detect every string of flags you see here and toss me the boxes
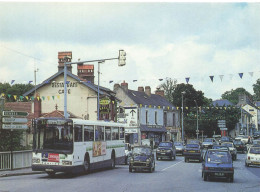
[2,71,259,86]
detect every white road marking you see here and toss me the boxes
[161,160,183,171]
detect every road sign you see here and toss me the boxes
[220,128,228,131]
[2,111,29,117]
[2,124,28,130]
[2,117,28,123]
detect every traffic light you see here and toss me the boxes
[118,50,126,66]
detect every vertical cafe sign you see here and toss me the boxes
[99,98,110,114]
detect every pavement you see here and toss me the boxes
[0,167,44,177]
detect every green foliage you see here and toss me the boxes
[221,88,252,105]
[0,129,25,152]
[0,83,34,102]
[159,78,177,104]
[253,78,260,101]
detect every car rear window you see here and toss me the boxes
[249,147,260,154]
[186,144,199,148]
[207,151,231,164]
[159,142,172,147]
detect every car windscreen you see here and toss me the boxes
[174,142,182,146]
[212,146,228,150]
[207,151,231,164]
[249,147,260,154]
[221,143,233,147]
[186,144,199,148]
[233,141,243,145]
[133,147,151,155]
[159,142,172,147]
[204,138,213,142]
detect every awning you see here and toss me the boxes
[140,124,166,133]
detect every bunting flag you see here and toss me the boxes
[25,96,29,100]
[11,80,15,84]
[133,80,137,82]
[109,80,113,83]
[52,96,55,100]
[28,80,33,84]
[158,79,163,81]
[19,96,24,100]
[37,96,40,101]
[8,94,11,98]
[66,81,70,84]
[229,74,234,80]
[239,73,243,79]
[219,75,224,82]
[42,96,45,100]
[249,72,254,77]
[45,80,50,84]
[13,95,17,100]
[185,77,190,84]
[209,76,214,82]
[57,95,60,99]
[47,96,50,101]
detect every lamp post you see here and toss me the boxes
[181,91,185,142]
[194,100,199,140]
[63,50,126,119]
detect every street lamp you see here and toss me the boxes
[63,50,126,119]
[194,100,199,140]
[181,91,186,142]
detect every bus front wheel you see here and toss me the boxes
[111,152,116,169]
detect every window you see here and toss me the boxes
[74,125,83,142]
[164,112,167,126]
[84,125,94,141]
[112,127,119,140]
[95,126,104,141]
[119,127,124,140]
[146,110,148,124]
[155,111,157,124]
[105,127,111,140]
[173,113,176,127]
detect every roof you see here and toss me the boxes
[42,110,79,118]
[23,69,113,97]
[77,65,94,70]
[255,101,260,107]
[126,89,175,109]
[212,99,234,107]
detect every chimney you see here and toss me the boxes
[145,86,151,97]
[138,86,144,92]
[58,52,72,72]
[77,64,95,83]
[34,94,42,118]
[113,83,120,92]
[121,81,128,93]
[155,88,164,97]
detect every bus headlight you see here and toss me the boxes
[62,160,72,165]
[32,158,40,164]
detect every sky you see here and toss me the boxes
[0,1,260,100]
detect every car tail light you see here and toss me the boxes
[184,150,187,152]
[248,156,250,160]
[229,168,234,171]
[205,167,209,170]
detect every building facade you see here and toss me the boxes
[114,82,180,146]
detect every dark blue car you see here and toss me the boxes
[202,149,234,182]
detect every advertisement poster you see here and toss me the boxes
[93,141,106,157]
[41,153,60,162]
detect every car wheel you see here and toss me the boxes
[149,167,153,173]
[245,162,249,167]
[46,171,55,177]
[203,173,208,181]
[129,166,133,172]
[156,156,159,160]
[173,155,176,160]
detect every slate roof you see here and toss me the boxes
[23,69,113,97]
[212,99,234,107]
[126,89,175,109]
[255,101,260,107]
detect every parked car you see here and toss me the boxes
[221,142,237,160]
[235,135,248,144]
[129,145,155,173]
[202,149,234,182]
[233,140,247,153]
[245,146,260,167]
[156,141,176,160]
[202,138,217,149]
[188,140,201,146]
[252,139,260,146]
[183,143,202,162]
[174,141,185,155]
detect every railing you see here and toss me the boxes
[0,150,32,171]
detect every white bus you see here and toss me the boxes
[32,118,126,176]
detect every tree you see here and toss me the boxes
[253,78,260,101]
[221,88,252,105]
[159,78,177,104]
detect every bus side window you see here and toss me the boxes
[112,127,119,140]
[95,126,104,141]
[84,125,94,141]
[105,127,111,141]
[74,125,83,142]
[119,127,124,140]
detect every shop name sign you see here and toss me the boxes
[51,81,78,95]
[2,111,28,117]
